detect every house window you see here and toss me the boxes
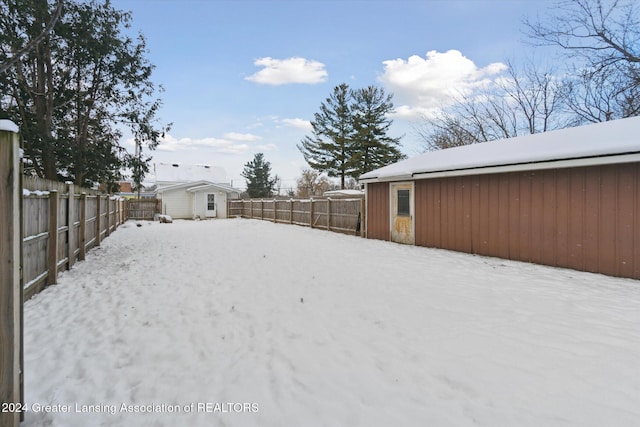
[207,194,216,210]
[397,189,410,216]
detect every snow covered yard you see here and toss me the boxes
[22,219,640,427]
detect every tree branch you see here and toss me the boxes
[0,0,64,75]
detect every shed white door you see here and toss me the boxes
[205,193,217,218]
[390,182,415,244]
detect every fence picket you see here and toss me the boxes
[20,179,131,300]
[228,197,363,236]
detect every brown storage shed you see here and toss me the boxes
[360,117,640,280]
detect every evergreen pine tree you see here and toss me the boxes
[241,153,278,198]
[298,83,405,187]
[351,86,406,177]
[0,0,169,188]
[297,83,355,189]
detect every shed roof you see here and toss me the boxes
[0,119,19,133]
[360,117,640,183]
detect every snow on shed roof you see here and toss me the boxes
[155,163,227,184]
[360,117,640,182]
[0,119,19,133]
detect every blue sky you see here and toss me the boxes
[112,0,557,191]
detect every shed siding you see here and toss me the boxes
[194,192,204,218]
[367,182,390,241]
[192,190,228,219]
[410,162,640,280]
[161,189,193,219]
[217,193,228,219]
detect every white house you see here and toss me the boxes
[155,163,240,219]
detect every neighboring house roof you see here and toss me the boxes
[323,189,364,197]
[156,180,239,194]
[118,181,133,193]
[155,163,227,184]
[360,116,640,183]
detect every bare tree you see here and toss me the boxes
[497,61,569,133]
[525,0,640,121]
[562,64,639,122]
[525,0,640,69]
[416,62,567,151]
[415,112,481,151]
[295,169,332,198]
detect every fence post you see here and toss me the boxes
[67,184,76,270]
[360,197,366,238]
[327,198,331,231]
[289,199,293,224]
[250,199,253,218]
[47,191,59,285]
[114,198,117,229]
[95,196,102,246]
[310,198,314,229]
[273,199,277,223]
[115,199,120,228]
[105,197,111,237]
[0,121,21,427]
[79,193,87,261]
[261,199,264,220]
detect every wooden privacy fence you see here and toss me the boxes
[3,125,129,427]
[228,197,365,236]
[22,183,125,300]
[125,198,161,220]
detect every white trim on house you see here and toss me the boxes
[360,117,640,183]
[185,183,237,194]
[156,180,211,193]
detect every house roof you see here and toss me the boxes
[360,117,640,183]
[155,163,227,184]
[156,180,239,194]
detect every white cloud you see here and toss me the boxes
[281,118,312,131]
[256,143,277,151]
[156,134,249,154]
[379,50,507,119]
[223,132,262,142]
[246,57,328,85]
[217,144,249,154]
